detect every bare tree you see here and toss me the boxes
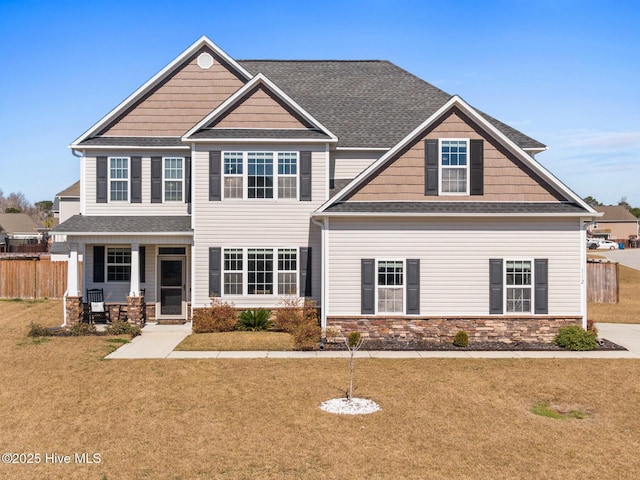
[344,331,364,400]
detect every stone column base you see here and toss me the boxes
[65,296,84,326]
[126,296,145,326]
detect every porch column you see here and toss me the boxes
[67,243,80,297]
[129,243,140,297]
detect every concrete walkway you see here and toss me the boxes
[594,249,640,270]
[105,322,640,359]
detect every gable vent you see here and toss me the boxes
[197,52,214,69]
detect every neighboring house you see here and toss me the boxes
[0,213,42,252]
[53,181,81,224]
[589,206,639,242]
[53,36,598,344]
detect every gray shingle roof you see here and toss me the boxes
[78,137,187,147]
[238,60,545,150]
[597,205,639,222]
[56,180,80,198]
[321,202,588,215]
[189,129,332,140]
[52,215,192,234]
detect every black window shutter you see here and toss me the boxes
[209,151,221,201]
[185,156,192,211]
[299,247,312,297]
[425,139,438,196]
[470,139,484,196]
[93,246,105,283]
[139,246,146,284]
[406,259,420,315]
[151,157,162,203]
[300,151,312,201]
[96,157,108,203]
[534,259,549,314]
[489,259,503,314]
[131,156,142,203]
[361,259,375,315]
[209,247,221,297]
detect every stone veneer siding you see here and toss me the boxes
[326,316,582,347]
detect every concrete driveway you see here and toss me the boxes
[594,248,640,270]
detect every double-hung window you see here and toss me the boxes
[107,247,131,282]
[505,260,532,313]
[223,248,298,296]
[222,151,299,200]
[163,157,183,201]
[109,157,129,201]
[377,260,404,314]
[440,140,469,194]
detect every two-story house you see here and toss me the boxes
[54,36,598,345]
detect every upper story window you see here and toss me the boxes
[109,157,129,201]
[222,151,299,200]
[163,157,183,202]
[439,140,469,195]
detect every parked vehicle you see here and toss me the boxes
[596,240,619,250]
[587,238,601,250]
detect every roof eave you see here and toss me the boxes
[312,211,597,218]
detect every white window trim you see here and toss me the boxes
[221,247,299,297]
[106,246,131,283]
[375,258,406,315]
[503,258,534,315]
[221,151,299,201]
[438,139,470,196]
[108,156,130,203]
[162,157,185,202]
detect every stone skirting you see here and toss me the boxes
[125,296,145,326]
[326,316,583,347]
[65,296,84,326]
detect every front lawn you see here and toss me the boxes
[1,299,640,479]
[175,331,294,351]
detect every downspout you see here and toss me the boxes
[580,218,589,329]
[311,216,327,349]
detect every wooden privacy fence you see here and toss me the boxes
[587,260,618,303]
[0,255,69,299]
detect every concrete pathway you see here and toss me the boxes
[595,249,640,270]
[105,322,640,359]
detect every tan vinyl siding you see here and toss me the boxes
[191,145,327,309]
[215,86,309,129]
[331,150,382,181]
[349,108,564,202]
[327,217,582,316]
[83,154,190,215]
[102,46,245,137]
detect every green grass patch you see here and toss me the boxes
[106,337,130,345]
[175,331,294,351]
[531,401,587,420]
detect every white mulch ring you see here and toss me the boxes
[320,397,381,415]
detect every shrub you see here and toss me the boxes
[554,325,598,351]
[68,322,97,336]
[193,300,238,333]
[292,321,322,350]
[273,297,304,333]
[453,330,469,347]
[28,322,50,337]
[273,298,321,349]
[105,320,141,337]
[237,308,273,331]
[586,319,598,337]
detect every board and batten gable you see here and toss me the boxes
[346,108,565,202]
[326,217,582,317]
[81,152,191,215]
[100,46,247,137]
[191,144,328,309]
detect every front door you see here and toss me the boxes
[159,257,184,317]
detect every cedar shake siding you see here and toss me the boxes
[101,46,246,137]
[214,85,312,129]
[347,108,564,202]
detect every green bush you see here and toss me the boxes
[68,322,97,336]
[237,308,273,331]
[453,330,469,347]
[193,300,238,333]
[28,322,50,337]
[105,319,141,337]
[554,325,598,351]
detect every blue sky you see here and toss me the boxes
[1,0,638,207]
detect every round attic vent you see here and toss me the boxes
[197,52,214,69]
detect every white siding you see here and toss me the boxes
[327,217,582,316]
[192,144,327,308]
[82,153,190,215]
[59,198,80,223]
[331,150,383,180]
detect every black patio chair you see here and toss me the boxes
[86,288,111,324]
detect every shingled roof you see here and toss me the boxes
[320,202,587,216]
[53,215,192,234]
[238,60,545,150]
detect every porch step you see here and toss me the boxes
[157,319,187,325]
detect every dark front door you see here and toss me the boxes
[159,258,184,316]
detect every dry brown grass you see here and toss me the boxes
[589,265,640,323]
[176,331,294,351]
[2,299,640,479]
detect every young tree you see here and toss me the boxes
[344,331,364,400]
